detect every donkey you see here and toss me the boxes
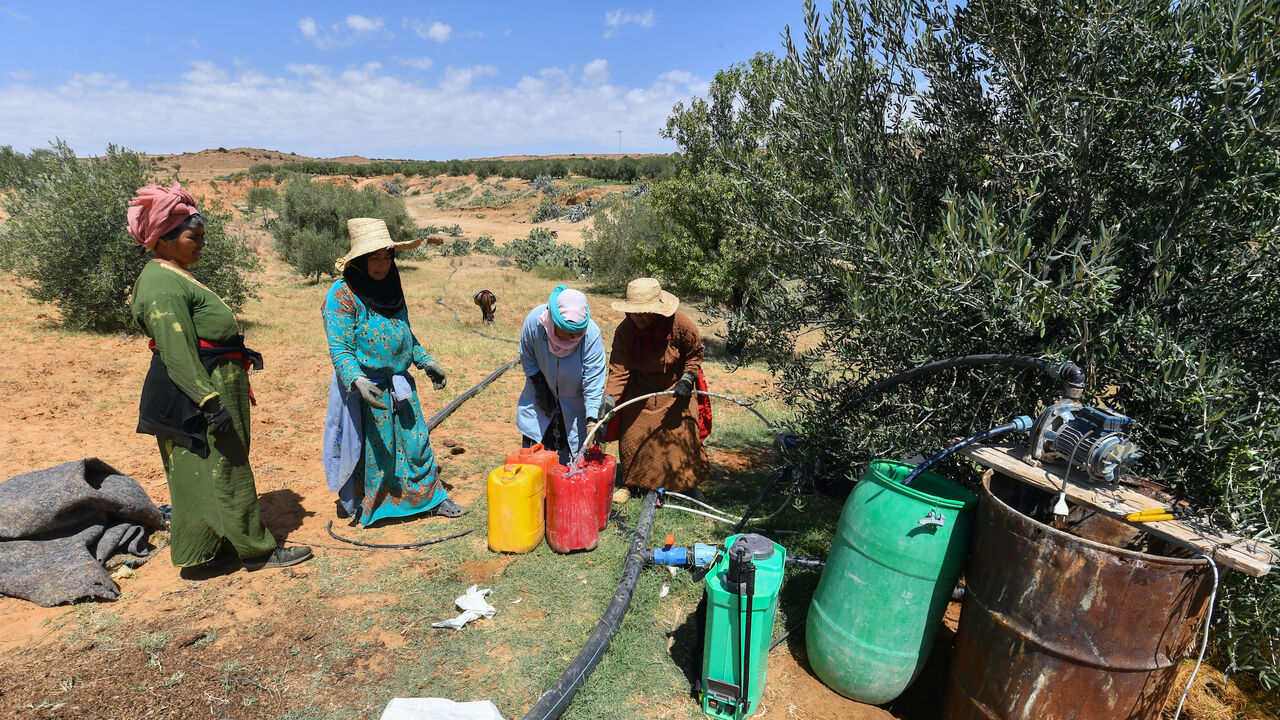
[473,289,497,325]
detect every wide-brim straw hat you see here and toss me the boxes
[610,277,679,316]
[335,217,423,271]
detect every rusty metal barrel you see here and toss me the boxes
[943,474,1214,720]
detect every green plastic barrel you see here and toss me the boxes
[806,460,977,704]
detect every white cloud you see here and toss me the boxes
[7,70,38,81]
[603,8,655,38]
[441,64,497,92]
[427,21,451,42]
[183,61,229,85]
[345,14,382,32]
[300,15,388,49]
[583,59,609,86]
[0,61,698,157]
[397,57,434,70]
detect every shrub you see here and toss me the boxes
[583,195,671,288]
[0,141,258,332]
[0,145,57,192]
[443,224,463,237]
[382,177,407,196]
[247,163,273,180]
[531,197,566,223]
[446,239,472,257]
[473,235,498,255]
[532,174,558,194]
[502,228,588,276]
[271,179,414,283]
[245,187,277,212]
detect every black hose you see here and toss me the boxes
[426,359,519,430]
[520,491,660,720]
[837,354,1086,416]
[733,465,793,534]
[769,620,805,652]
[325,519,473,549]
[784,555,826,570]
[901,416,1031,486]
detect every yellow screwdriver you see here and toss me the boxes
[1124,507,1175,522]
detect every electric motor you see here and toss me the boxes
[1027,403,1142,482]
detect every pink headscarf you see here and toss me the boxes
[539,288,590,357]
[127,182,199,249]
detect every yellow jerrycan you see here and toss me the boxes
[487,463,545,553]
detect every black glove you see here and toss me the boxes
[597,396,616,423]
[530,372,556,414]
[593,395,617,439]
[423,360,447,391]
[672,371,696,399]
[201,397,235,434]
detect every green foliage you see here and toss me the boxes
[473,235,498,255]
[261,155,676,183]
[270,179,414,283]
[503,228,588,276]
[445,239,472,257]
[0,145,57,191]
[530,197,566,223]
[244,186,278,212]
[247,163,273,180]
[0,141,257,332]
[674,0,1280,683]
[443,224,464,237]
[583,195,672,287]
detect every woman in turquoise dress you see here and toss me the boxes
[321,217,463,525]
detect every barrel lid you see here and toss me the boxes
[731,533,776,560]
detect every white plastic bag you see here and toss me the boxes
[431,584,496,630]
[380,698,506,720]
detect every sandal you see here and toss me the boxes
[429,498,466,518]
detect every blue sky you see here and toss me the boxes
[0,2,808,159]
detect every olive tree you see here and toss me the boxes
[0,141,258,332]
[674,0,1280,684]
[271,179,415,283]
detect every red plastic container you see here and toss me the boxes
[546,463,599,553]
[506,443,559,485]
[581,445,618,530]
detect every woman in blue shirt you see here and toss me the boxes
[516,285,606,464]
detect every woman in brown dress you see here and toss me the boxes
[601,278,710,492]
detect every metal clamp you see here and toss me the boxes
[919,510,946,527]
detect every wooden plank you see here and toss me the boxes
[959,443,1275,578]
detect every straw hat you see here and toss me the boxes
[610,278,679,316]
[335,218,423,271]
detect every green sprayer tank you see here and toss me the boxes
[701,533,786,720]
[807,460,976,704]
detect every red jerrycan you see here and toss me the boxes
[581,445,617,531]
[546,463,599,553]
[506,443,558,484]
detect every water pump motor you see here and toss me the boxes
[1026,401,1142,482]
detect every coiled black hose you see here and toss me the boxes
[520,491,660,720]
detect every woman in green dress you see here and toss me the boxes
[130,182,310,574]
